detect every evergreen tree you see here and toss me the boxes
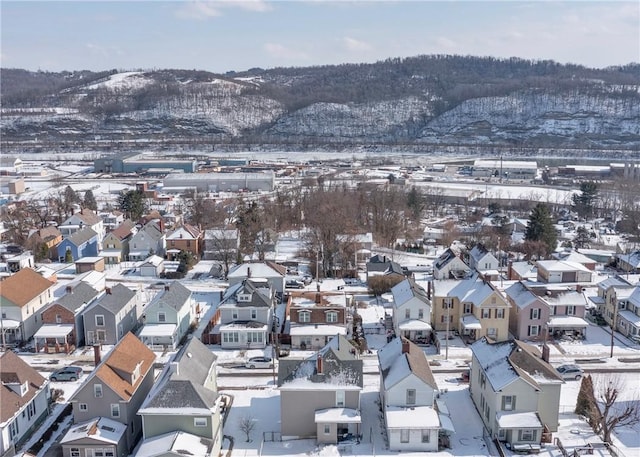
[575,374,596,419]
[573,226,591,249]
[83,189,98,211]
[524,203,557,255]
[572,181,598,218]
[118,190,147,221]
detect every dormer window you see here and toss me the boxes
[299,310,311,323]
[237,293,252,302]
[326,311,338,323]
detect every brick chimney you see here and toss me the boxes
[247,267,251,278]
[317,356,323,374]
[315,293,322,304]
[401,339,410,354]
[105,287,112,295]
[507,261,514,280]
[93,344,101,366]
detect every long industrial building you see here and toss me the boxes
[162,171,276,193]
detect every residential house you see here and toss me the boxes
[60,208,105,246]
[56,227,99,262]
[128,221,165,262]
[390,278,432,343]
[433,247,470,280]
[60,417,128,457]
[82,284,142,346]
[278,334,363,443]
[203,228,240,262]
[552,250,597,271]
[26,226,63,260]
[35,282,100,353]
[68,333,156,452]
[6,252,35,273]
[468,244,499,275]
[227,261,286,295]
[139,255,165,278]
[593,276,635,326]
[507,261,537,282]
[616,250,640,274]
[100,220,136,265]
[165,224,203,259]
[432,275,510,342]
[216,278,275,349]
[0,268,54,344]
[470,338,564,451]
[287,291,350,350]
[366,254,405,282]
[336,232,374,267]
[0,350,50,456]
[616,285,640,342]
[378,337,444,452]
[544,288,590,339]
[138,282,195,350]
[137,337,222,457]
[100,210,125,232]
[505,282,550,342]
[535,260,594,284]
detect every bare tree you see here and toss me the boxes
[583,375,640,444]
[239,415,256,442]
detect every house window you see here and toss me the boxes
[502,395,515,411]
[251,309,257,319]
[111,404,120,417]
[324,424,331,435]
[247,332,263,343]
[519,429,536,441]
[158,312,166,323]
[464,303,472,314]
[232,310,239,320]
[194,417,208,427]
[440,315,452,323]
[481,308,490,319]
[186,240,191,247]
[9,420,19,438]
[95,315,105,326]
[79,403,88,412]
[299,311,311,323]
[222,332,239,343]
[336,390,345,407]
[104,451,114,457]
[400,429,410,443]
[405,309,411,319]
[326,311,338,323]
[56,314,62,324]
[406,389,416,405]
[487,328,497,338]
[70,448,80,457]
[496,308,505,319]
[94,384,103,398]
[528,325,540,337]
[530,308,540,320]
[566,305,576,316]
[418,309,424,319]
[421,430,430,443]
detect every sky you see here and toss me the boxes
[1,1,639,73]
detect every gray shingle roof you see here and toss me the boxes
[151,282,192,311]
[144,379,218,410]
[56,282,99,312]
[67,227,98,246]
[94,284,136,314]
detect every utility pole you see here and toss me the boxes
[445,298,451,360]
[610,291,617,359]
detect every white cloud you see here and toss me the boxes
[263,43,309,61]
[175,0,271,20]
[343,36,372,52]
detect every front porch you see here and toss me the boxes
[495,411,543,448]
[0,319,22,347]
[219,321,268,349]
[459,315,482,342]
[33,324,75,353]
[547,316,589,340]
[139,323,179,350]
[290,324,348,350]
[397,319,432,344]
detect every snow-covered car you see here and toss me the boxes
[556,364,584,380]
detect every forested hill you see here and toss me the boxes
[2,55,639,153]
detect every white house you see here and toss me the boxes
[390,278,432,343]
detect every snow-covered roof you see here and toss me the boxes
[391,278,430,308]
[496,411,542,429]
[505,282,539,310]
[448,276,499,306]
[385,405,439,429]
[139,323,176,337]
[33,324,74,339]
[618,310,640,326]
[314,407,361,423]
[378,337,438,392]
[134,431,214,457]
[61,417,126,445]
[289,324,347,336]
[460,315,482,330]
[547,316,589,328]
[398,320,432,331]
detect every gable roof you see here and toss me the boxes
[0,268,53,307]
[447,275,500,306]
[134,431,215,457]
[505,282,540,310]
[63,208,102,227]
[148,282,192,311]
[166,224,201,241]
[60,417,127,445]
[90,333,155,401]
[66,227,98,246]
[378,337,438,392]
[108,219,136,241]
[220,279,273,308]
[227,262,284,279]
[90,284,136,314]
[0,350,47,422]
[471,337,563,392]
[55,282,100,313]
[391,278,430,308]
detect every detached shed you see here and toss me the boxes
[75,257,105,274]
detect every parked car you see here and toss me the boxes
[50,366,82,382]
[556,364,584,380]
[245,356,275,369]
[286,280,305,289]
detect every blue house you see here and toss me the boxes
[57,227,99,262]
